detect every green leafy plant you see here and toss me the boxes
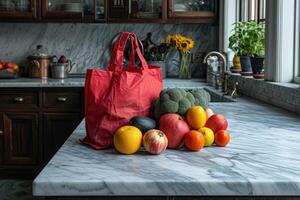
[229,21,265,57]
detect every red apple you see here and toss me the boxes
[4,62,14,69]
[205,114,228,134]
[58,55,67,63]
[159,113,190,149]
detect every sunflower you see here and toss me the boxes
[165,35,172,45]
[179,42,189,53]
[174,34,183,43]
[175,40,181,49]
[165,34,195,52]
[186,38,195,50]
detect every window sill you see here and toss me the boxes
[230,73,300,89]
[230,73,300,115]
[270,81,299,89]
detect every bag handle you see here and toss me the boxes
[129,33,148,69]
[108,32,148,71]
[109,32,147,70]
[108,32,130,71]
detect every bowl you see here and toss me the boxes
[0,69,18,79]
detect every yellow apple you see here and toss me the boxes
[199,127,214,147]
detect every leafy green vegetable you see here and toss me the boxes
[153,88,211,120]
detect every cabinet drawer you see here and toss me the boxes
[0,92,38,108]
[43,91,82,109]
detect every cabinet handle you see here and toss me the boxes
[0,130,3,135]
[57,97,68,102]
[13,97,24,102]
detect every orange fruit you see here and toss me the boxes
[215,130,230,147]
[186,106,207,129]
[184,130,205,151]
[12,64,19,72]
[114,125,142,155]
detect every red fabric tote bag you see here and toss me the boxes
[82,32,163,150]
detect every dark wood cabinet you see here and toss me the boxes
[2,112,39,165]
[42,0,83,20]
[108,0,129,19]
[0,91,39,109]
[43,90,82,110]
[0,114,4,165]
[0,87,84,178]
[168,0,217,23]
[43,113,82,162]
[168,0,217,17]
[0,0,38,20]
[0,0,218,23]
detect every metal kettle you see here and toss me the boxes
[50,60,74,79]
[27,45,53,79]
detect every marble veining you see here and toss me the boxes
[0,23,217,78]
[33,97,300,196]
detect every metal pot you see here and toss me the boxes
[50,61,74,79]
[27,45,52,79]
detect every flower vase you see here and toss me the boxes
[179,52,191,79]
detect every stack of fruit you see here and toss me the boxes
[0,61,19,78]
[113,99,231,155]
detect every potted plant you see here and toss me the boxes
[229,21,257,76]
[249,22,265,79]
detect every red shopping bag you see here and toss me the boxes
[82,32,163,150]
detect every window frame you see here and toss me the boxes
[265,0,296,83]
[294,0,300,83]
[239,0,265,22]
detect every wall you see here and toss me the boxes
[0,23,217,77]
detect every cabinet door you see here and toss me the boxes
[0,0,37,20]
[108,0,129,19]
[2,113,39,165]
[95,0,106,21]
[0,114,3,165]
[168,0,216,22]
[42,0,94,20]
[130,0,165,21]
[43,113,82,162]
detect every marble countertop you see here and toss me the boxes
[0,78,85,87]
[0,78,206,88]
[33,97,300,197]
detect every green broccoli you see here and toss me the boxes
[178,99,192,115]
[168,88,183,102]
[152,88,211,120]
[186,92,196,105]
[160,100,179,114]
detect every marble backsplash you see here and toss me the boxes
[0,23,217,77]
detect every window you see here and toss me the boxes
[295,0,300,83]
[240,0,265,22]
[222,0,299,84]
